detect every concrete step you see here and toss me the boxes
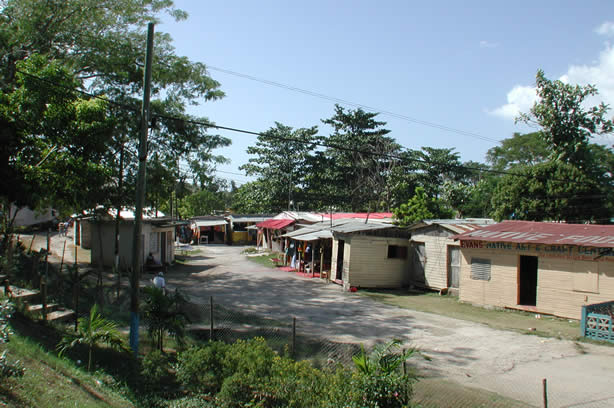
[26,303,59,314]
[46,309,75,323]
[2,286,39,301]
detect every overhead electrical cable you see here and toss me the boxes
[15,68,607,187]
[205,64,501,144]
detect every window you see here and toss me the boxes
[388,245,408,259]
[149,232,159,253]
[471,258,491,281]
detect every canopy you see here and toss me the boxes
[193,220,227,227]
[292,230,333,241]
[256,219,295,230]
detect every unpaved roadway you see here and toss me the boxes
[166,245,614,408]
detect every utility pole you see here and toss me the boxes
[130,22,154,355]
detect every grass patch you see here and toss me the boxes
[0,332,133,408]
[360,289,581,340]
[245,254,282,268]
[413,378,531,408]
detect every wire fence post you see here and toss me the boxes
[209,296,214,341]
[542,378,548,408]
[41,276,47,321]
[402,348,407,375]
[291,316,296,358]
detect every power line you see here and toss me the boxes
[14,68,607,187]
[206,64,501,144]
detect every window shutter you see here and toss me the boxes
[471,258,491,281]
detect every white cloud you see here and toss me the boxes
[479,40,499,49]
[489,44,614,127]
[489,85,536,120]
[595,21,614,36]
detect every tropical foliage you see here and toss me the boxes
[57,304,127,371]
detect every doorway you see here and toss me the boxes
[410,243,426,285]
[335,240,345,281]
[447,246,460,289]
[160,232,167,264]
[518,255,538,306]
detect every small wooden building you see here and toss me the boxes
[226,214,272,244]
[329,221,411,291]
[89,217,176,270]
[454,221,614,319]
[407,219,495,292]
[191,216,228,244]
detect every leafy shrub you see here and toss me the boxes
[0,350,25,379]
[176,342,230,394]
[141,350,173,388]
[221,337,276,379]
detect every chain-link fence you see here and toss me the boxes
[183,297,361,368]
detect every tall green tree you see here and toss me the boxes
[392,186,452,226]
[230,180,274,214]
[240,123,318,212]
[320,104,398,211]
[0,0,229,248]
[490,161,609,223]
[486,132,549,170]
[178,189,225,218]
[518,69,613,167]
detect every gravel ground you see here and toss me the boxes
[168,245,614,408]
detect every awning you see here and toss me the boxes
[292,230,333,241]
[194,220,227,227]
[256,219,295,230]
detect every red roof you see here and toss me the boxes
[453,220,614,248]
[256,219,295,230]
[319,212,393,220]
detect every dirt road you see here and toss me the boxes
[167,245,614,408]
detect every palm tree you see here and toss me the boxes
[141,286,189,352]
[57,304,127,371]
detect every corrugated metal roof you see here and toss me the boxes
[316,212,394,220]
[453,220,614,247]
[194,220,227,227]
[331,221,398,234]
[291,230,334,241]
[229,216,270,223]
[256,219,295,230]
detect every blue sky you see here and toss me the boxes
[160,1,614,186]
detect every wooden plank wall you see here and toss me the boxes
[459,246,614,319]
[410,232,459,290]
[344,236,410,289]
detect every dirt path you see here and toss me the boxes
[167,245,614,408]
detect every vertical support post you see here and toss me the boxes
[209,296,214,341]
[291,316,296,358]
[28,234,35,253]
[542,378,548,408]
[402,348,407,375]
[59,240,66,275]
[74,242,79,332]
[580,305,587,338]
[130,22,155,356]
[41,276,47,321]
[45,228,50,278]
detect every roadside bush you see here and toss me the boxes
[141,350,173,389]
[221,337,276,378]
[176,341,230,394]
[0,350,25,379]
